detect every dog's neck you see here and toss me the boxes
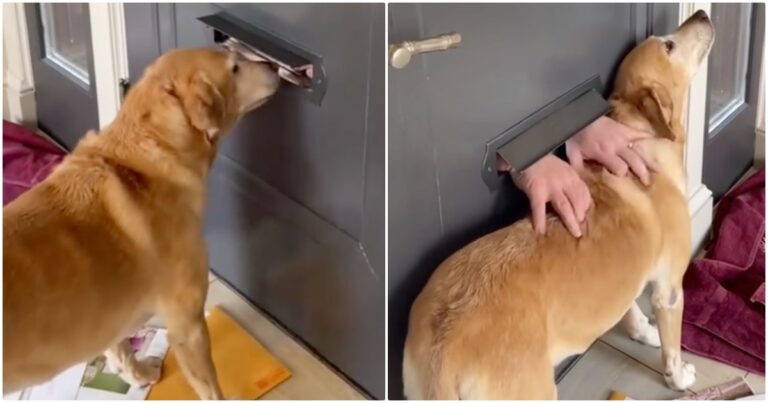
[69,105,217,204]
[102,82,221,180]
[608,96,686,154]
[607,96,688,196]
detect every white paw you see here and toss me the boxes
[664,361,696,391]
[105,358,122,374]
[629,324,661,348]
[121,356,163,387]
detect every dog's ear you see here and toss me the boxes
[635,82,678,142]
[166,72,225,141]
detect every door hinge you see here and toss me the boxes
[119,78,131,100]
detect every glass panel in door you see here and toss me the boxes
[26,3,99,148]
[40,3,90,85]
[708,3,752,134]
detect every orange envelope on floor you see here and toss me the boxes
[148,306,291,400]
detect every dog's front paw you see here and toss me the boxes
[664,361,696,391]
[122,356,163,387]
[137,356,163,386]
[629,323,661,348]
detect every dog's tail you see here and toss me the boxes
[425,344,461,400]
[425,369,460,400]
[403,342,460,400]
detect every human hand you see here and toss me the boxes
[565,116,655,185]
[498,153,590,237]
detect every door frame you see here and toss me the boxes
[3,2,36,126]
[2,3,128,130]
[680,2,714,254]
[682,2,766,252]
[89,2,129,129]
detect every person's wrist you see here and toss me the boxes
[585,115,611,134]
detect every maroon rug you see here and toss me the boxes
[682,167,766,374]
[3,120,65,206]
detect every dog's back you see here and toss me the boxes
[2,136,166,390]
[404,167,685,399]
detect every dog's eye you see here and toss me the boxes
[665,40,675,54]
[232,64,239,74]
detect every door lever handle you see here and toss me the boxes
[389,33,461,69]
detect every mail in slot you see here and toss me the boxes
[198,12,327,105]
[222,37,313,89]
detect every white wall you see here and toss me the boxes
[755,39,766,167]
[3,2,37,127]
[3,43,10,119]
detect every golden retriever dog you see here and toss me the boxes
[4,48,279,399]
[403,11,715,399]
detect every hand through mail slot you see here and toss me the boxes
[222,37,313,88]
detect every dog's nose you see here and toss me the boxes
[692,9,709,22]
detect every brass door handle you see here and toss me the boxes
[389,33,461,69]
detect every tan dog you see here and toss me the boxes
[403,11,715,400]
[4,49,279,399]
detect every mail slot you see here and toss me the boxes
[481,75,610,190]
[198,12,327,105]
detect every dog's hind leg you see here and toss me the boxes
[104,339,162,387]
[620,301,661,347]
[465,345,557,400]
[473,366,557,400]
[651,271,696,391]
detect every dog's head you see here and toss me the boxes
[136,48,280,144]
[611,10,715,143]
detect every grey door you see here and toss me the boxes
[703,2,764,198]
[388,3,678,398]
[25,3,99,149]
[125,4,384,398]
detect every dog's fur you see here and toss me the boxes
[4,48,279,399]
[403,11,715,400]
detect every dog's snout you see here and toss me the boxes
[256,62,281,90]
[245,59,279,80]
[692,10,709,22]
[680,9,712,29]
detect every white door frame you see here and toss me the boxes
[680,2,714,255]
[89,2,129,129]
[2,3,128,129]
[3,2,37,126]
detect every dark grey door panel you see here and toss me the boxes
[125,3,384,397]
[388,3,678,398]
[25,3,99,149]
[703,3,764,198]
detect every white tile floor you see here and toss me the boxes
[152,273,366,400]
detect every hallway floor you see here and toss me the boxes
[558,167,765,400]
[557,287,764,399]
[148,273,366,400]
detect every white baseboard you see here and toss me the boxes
[3,86,9,118]
[688,184,713,256]
[3,78,37,127]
